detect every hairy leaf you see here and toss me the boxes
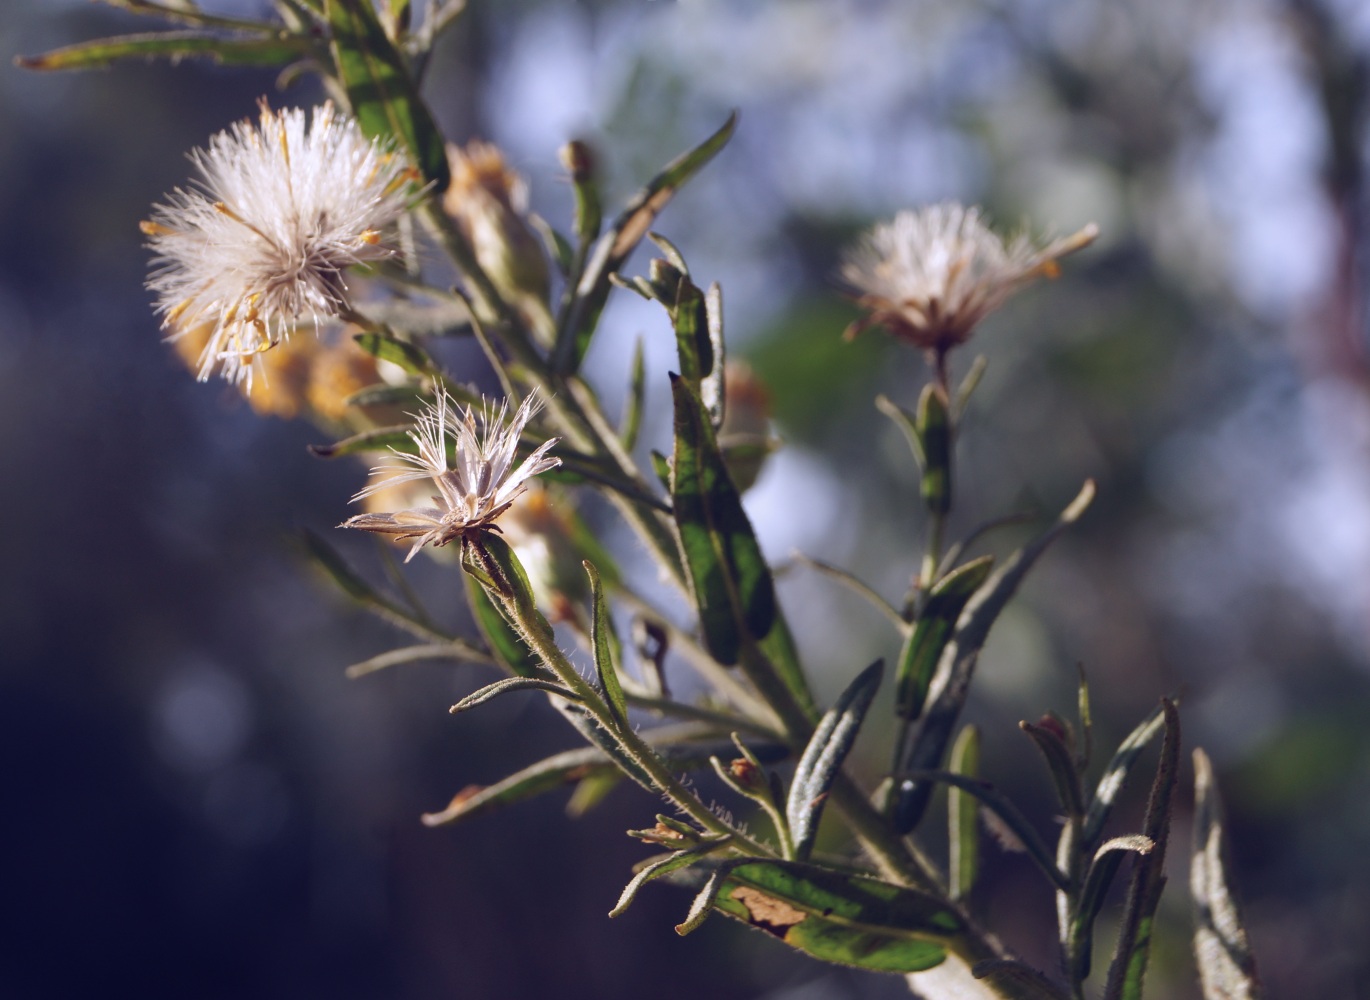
[787,660,884,861]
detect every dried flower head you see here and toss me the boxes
[840,203,1097,354]
[143,101,416,384]
[341,388,561,560]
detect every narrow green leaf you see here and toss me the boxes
[901,769,1068,894]
[556,112,738,372]
[610,842,728,918]
[953,354,989,418]
[299,529,451,642]
[326,0,449,190]
[16,31,311,71]
[669,374,775,666]
[345,641,490,677]
[308,425,414,459]
[1083,704,1166,846]
[786,660,884,861]
[344,382,426,409]
[1104,699,1181,1000]
[894,556,993,719]
[916,384,952,515]
[702,282,726,427]
[96,0,283,32]
[421,746,615,827]
[875,394,925,469]
[620,336,647,450]
[647,231,690,274]
[1191,748,1263,1000]
[1021,720,1085,819]
[894,480,1096,834]
[948,725,981,901]
[970,961,1072,1000]
[794,552,909,636]
[584,560,627,727]
[1069,836,1156,983]
[707,860,960,973]
[1077,663,1094,771]
[664,271,713,392]
[565,769,620,818]
[352,330,437,375]
[449,676,579,714]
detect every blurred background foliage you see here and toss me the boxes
[5,0,1370,997]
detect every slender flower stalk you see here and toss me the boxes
[841,203,1097,361]
[342,387,561,560]
[143,101,416,384]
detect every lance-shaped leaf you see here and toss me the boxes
[703,860,961,974]
[1021,718,1085,819]
[703,282,726,426]
[620,336,647,449]
[610,841,731,918]
[1083,704,1166,846]
[449,676,579,714]
[300,529,450,642]
[326,0,450,190]
[15,31,312,71]
[895,556,993,719]
[345,641,490,677]
[353,330,438,375]
[556,112,737,372]
[916,384,952,515]
[894,481,1095,834]
[1104,699,1180,1000]
[1191,748,1263,1000]
[948,725,981,901]
[969,961,1072,1000]
[463,571,540,678]
[901,769,1067,893]
[308,425,415,459]
[584,561,627,728]
[786,660,884,861]
[421,733,785,828]
[1068,836,1156,984]
[669,374,776,666]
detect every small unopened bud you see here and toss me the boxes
[1035,713,1069,745]
[728,757,767,794]
[444,141,552,338]
[558,139,596,182]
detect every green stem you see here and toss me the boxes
[472,541,777,858]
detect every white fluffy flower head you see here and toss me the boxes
[841,203,1097,352]
[144,101,415,384]
[341,387,562,560]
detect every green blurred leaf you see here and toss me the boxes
[353,330,437,375]
[621,336,647,449]
[565,769,620,818]
[895,480,1095,833]
[299,528,451,642]
[308,425,413,458]
[1191,749,1263,1000]
[895,556,993,720]
[669,374,775,666]
[16,31,311,71]
[787,660,883,861]
[584,560,627,728]
[706,860,960,974]
[326,0,450,190]
[948,725,981,901]
[556,112,737,372]
[1104,699,1181,1000]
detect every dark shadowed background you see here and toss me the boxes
[5,1,1370,998]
